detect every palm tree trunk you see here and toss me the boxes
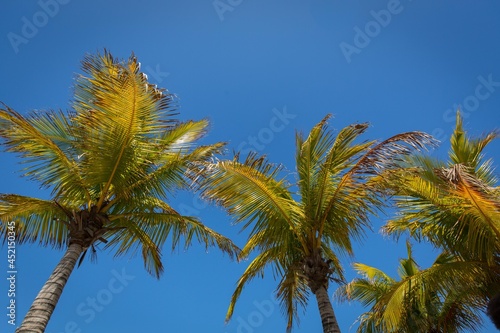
[315,285,341,333]
[16,243,84,333]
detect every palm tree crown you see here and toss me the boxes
[337,241,484,333]
[195,115,434,332]
[381,111,500,331]
[385,112,500,264]
[0,51,238,332]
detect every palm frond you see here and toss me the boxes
[0,194,70,248]
[386,154,500,264]
[449,111,499,173]
[276,267,309,331]
[340,249,493,333]
[198,153,307,249]
[225,247,281,321]
[71,51,177,210]
[104,218,163,277]
[0,105,91,203]
[106,197,239,277]
[295,114,337,217]
[317,131,436,248]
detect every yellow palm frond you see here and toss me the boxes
[0,194,70,248]
[0,106,91,203]
[385,112,499,266]
[339,248,489,333]
[71,51,177,209]
[105,197,240,278]
[225,247,283,321]
[199,153,306,249]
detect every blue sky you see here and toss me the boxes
[1,0,499,332]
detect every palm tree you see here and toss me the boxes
[194,115,434,332]
[383,111,500,329]
[336,241,485,332]
[384,112,500,260]
[0,51,239,333]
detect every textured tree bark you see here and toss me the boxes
[16,243,84,333]
[315,285,341,333]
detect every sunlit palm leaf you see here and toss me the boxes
[105,198,240,278]
[277,267,309,331]
[226,247,282,320]
[199,153,305,246]
[0,194,70,248]
[71,52,177,210]
[385,112,499,266]
[338,243,489,333]
[0,106,91,203]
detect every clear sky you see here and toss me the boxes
[1,1,499,332]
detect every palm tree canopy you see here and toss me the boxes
[336,242,485,333]
[384,111,500,264]
[195,114,435,330]
[378,111,500,332]
[0,51,239,278]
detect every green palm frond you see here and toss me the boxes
[0,194,70,248]
[335,262,395,309]
[316,130,436,256]
[339,245,490,333]
[449,111,499,173]
[71,51,177,210]
[225,246,284,321]
[295,114,338,218]
[355,263,395,284]
[105,218,163,277]
[276,267,309,332]
[0,105,91,203]
[105,197,240,278]
[385,112,499,265]
[102,140,224,211]
[198,152,306,248]
[380,256,488,332]
[296,116,373,252]
[159,119,212,152]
